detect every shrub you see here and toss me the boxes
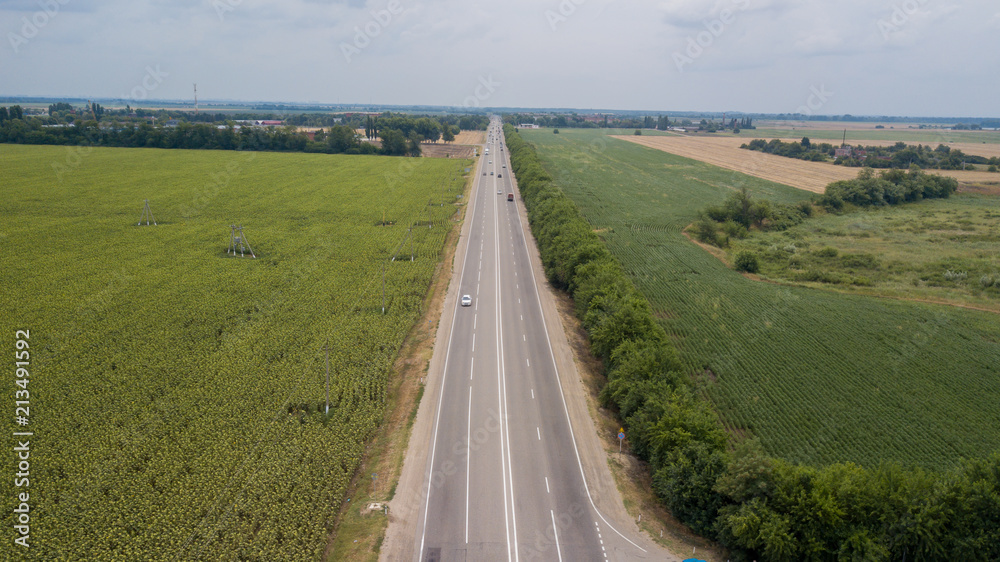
[705,205,730,223]
[944,270,968,282]
[721,219,748,240]
[815,246,839,258]
[817,192,845,212]
[734,250,760,273]
[981,275,996,288]
[841,253,880,269]
[634,129,642,136]
[553,128,560,134]
[989,165,998,173]
[693,216,719,245]
[797,200,814,217]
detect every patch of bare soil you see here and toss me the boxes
[420,142,477,159]
[959,182,1000,196]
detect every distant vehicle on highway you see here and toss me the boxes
[498,173,502,178]
[461,294,472,307]
[507,193,514,201]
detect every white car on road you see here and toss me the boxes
[461,295,472,307]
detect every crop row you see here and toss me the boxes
[522,128,1000,471]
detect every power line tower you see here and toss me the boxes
[227,225,256,258]
[194,83,198,114]
[137,199,157,225]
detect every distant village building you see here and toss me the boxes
[834,146,867,160]
[518,123,540,129]
[834,146,853,159]
[833,146,868,160]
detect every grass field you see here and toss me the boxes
[521,128,1000,471]
[0,145,469,560]
[730,195,1000,312]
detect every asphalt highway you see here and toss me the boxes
[414,119,653,562]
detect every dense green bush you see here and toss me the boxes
[814,246,839,258]
[696,188,809,247]
[823,167,957,210]
[734,250,760,273]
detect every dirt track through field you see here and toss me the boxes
[615,135,1000,194]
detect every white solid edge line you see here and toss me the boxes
[551,510,564,562]
[508,131,648,554]
[418,137,482,559]
[466,385,472,544]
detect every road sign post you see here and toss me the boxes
[618,428,625,454]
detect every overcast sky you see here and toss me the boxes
[2,0,998,116]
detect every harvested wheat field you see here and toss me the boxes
[452,129,485,145]
[420,143,477,159]
[615,135,1000,193]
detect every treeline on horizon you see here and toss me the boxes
[503,124,1000,561]
[502,111,999,131]
[504,112,679,130]
[743,138,1000,171]
[0,105,488,157]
